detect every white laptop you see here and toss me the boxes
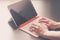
[8,0,42,37]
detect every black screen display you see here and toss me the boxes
[8,0,37,26]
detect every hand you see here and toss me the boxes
[29,23,48,36]
[39,17,57,29]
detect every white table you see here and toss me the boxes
[1,1,59,40]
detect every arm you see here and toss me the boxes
[55,22,60,28]
[40,17,60,29]
[29,23,60,39]
[42,31,60,39]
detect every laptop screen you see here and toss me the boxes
[8,0,37,27]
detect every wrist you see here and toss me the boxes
[40,31,51,39]
[54,22,60,29]
[43,31,49,35]
[50,22,60,29]
[40,31,52,38]
[39,30,49,37]
[56,22,60,26]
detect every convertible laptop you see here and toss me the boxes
[8,0,43,37]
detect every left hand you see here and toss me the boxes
[39,17,57,29]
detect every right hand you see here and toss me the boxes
[29,23,48,36]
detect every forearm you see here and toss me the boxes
[41,31,60,39]
[51,22,60,29]
[56,22,60,28]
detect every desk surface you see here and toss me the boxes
[0,1,45,40]
[0,0,60,40]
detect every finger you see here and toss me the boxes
[39,17,50,21]
[39,18,46,22]
[46,24,50,27]
[39,20,49,24]
[30,27,42,36]
[29,26,36,32]
[29,25,41,32]
[29,26,42,36]
[40,17,47,20]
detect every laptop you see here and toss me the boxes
[8,0,41,37]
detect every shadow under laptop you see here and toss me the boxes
[8,18,18,30]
